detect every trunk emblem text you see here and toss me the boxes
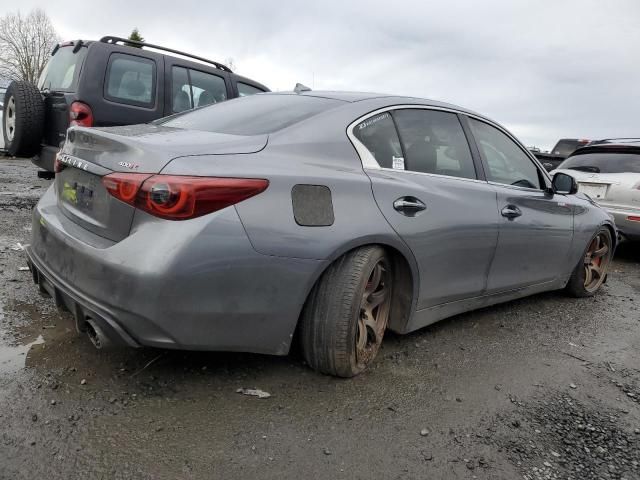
[58,154,89,171]
[118,161,139,170]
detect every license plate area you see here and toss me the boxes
[58,169,100,214]
[578,182,608,200]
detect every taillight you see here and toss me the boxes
[69,101,93,127]
[628,216,640,223]
[103,173,151,202]
[102,174,269,220]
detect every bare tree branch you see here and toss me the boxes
[0,9,59,84]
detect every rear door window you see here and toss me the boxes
[392,109,476,179]
[171,67,227,113]
[38,45,87,92]
[189,69,227,107]
[237,82,265,97]
[171,66,193,113]
[352,112,403,169]
[105,54,156,107]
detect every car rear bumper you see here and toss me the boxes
[26,250,141,348]
[32,144,59,172]
[28,185,325,354]
[604,205,640,241]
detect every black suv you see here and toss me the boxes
[2,36,269,175]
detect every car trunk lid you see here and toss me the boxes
[56,125,267,241]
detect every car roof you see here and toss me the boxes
[587,138,640,147]
[570,142,640,156]
[271,90,487,117]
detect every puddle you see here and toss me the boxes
[0,300,46,375]
[0,335,45,375]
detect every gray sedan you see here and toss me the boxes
[26,91,616,377]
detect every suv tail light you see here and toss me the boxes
[69,101,93,127]
[102,173,269,220]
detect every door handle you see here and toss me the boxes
[501,205,522,219]
[393,197,426,216]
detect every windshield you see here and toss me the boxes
[161,94,343,135]
[558,152,640,173]
[37,45,87,91]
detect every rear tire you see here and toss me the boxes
[300,246,393,377]
[565,227,613,297]
[3,81,45,157]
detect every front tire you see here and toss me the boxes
[3,81,45,157]
[300,246,393,377]
[565,227,613,297]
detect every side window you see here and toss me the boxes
[352,112,402,169]
[189,69,227,108]
[393,109,476,179]
[469,118,542,189]
[105,54,155,106]
[171,66,192,113]
[237,82,264,97]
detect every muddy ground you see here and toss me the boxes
[0,157,639,480]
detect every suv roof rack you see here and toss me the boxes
[99,36,233,73]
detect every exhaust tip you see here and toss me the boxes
[85,319,112,350]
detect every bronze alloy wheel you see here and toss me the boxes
[583,231,612,293]
[355,259,392,368]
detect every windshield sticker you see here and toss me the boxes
[358,113,390,130]
[392,156,405,170]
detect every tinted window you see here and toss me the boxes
[105,54,155,106]
[38,46,87,91]
[393,109,476,179]
[558,152,640,173]
[553,140,586,157]
[162,94,342,135]
[469,118,542,189]
[190,69,227,107]
[352,112,402,169]
[238,82,264,97]
[171,67,192,113]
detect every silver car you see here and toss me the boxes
[553,139,640,242]
[26,91,616,377]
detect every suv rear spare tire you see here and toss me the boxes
[3,81,45,157]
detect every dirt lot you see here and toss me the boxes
[1,157,639,480]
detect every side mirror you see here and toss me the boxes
[552,172,578,195]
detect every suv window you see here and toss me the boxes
[38,46,87,91]
[105,54,155,106]
[352,112,403,169]
[163,93,341,135]
[171,66,192,113]
[469,118,542,189]
[393,109,476,179]
[190,69,227,107]
[238,82,264,97]
[558,152,640,173]
[171,67,227,113]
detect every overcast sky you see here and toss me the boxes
[2,0,639,149]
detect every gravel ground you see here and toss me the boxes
[0,157,639,479]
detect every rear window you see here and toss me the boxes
[37,46,87,91]
[161,94,342,135]
[559,152,640,173]
[552,140,586,157]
